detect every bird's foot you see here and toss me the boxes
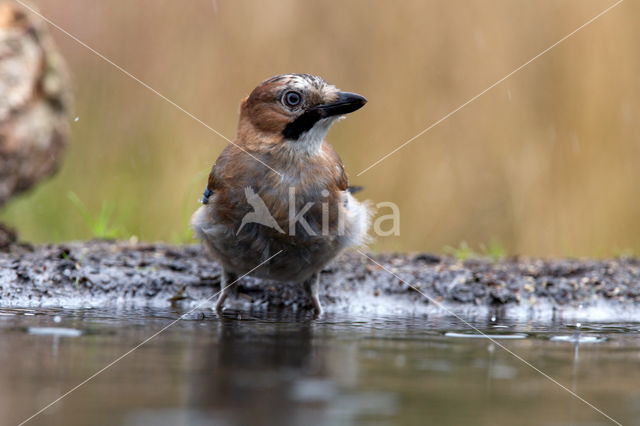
[214,293,228,315]
[214,270,236,317]
[311,296,323,319]
[304,273,323,319]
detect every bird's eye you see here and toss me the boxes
[283,91,302,107]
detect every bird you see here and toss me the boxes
[236,186,285,235]
[191,73,370,316]
[0,2,71,209]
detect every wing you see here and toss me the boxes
[201,144,237,204]
[200,163,218,204]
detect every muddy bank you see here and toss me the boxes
[1,241,639,319]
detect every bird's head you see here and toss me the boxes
[237,74,366,154]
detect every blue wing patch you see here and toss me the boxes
[201,187,214,204]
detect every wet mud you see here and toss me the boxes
[1,241,639,319]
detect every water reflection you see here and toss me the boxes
[189,318,317,426]
[0,307,638,426]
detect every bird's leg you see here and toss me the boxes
[303,273,323,317]
[215,269,237,314]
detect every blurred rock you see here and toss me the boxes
[0,2,70,208]
[0,222,15,249]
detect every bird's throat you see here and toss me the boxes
[283,117,338,157]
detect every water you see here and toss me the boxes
[1,307,639,426]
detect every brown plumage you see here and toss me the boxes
[0,2,70,208]
[192,74,369,315]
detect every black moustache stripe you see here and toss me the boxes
[282,109,324,140]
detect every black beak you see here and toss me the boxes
[282,91,367,140]
[315,92,367,118]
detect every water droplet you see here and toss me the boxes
[74,116,80,122]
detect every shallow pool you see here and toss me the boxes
[1,307,638,425]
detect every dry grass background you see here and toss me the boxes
[1,0,638,257]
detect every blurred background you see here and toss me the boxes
[1,0,638,257]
